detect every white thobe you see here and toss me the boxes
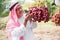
[11,15,37,40]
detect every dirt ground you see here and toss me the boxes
[0,21,60,40]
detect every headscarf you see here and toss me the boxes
[6,4,24,40]
[6,4,21,31]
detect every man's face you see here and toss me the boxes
[16,5,23,18]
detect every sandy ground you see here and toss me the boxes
[0,22,60,40]
[33,22,60,40]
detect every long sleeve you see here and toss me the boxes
[30,22,37,29]
[11,24,26,38]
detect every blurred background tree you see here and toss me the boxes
[0,0,57,17]
[0,0,9,17]
[46,0,57,17]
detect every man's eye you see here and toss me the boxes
[16,9,18,11]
